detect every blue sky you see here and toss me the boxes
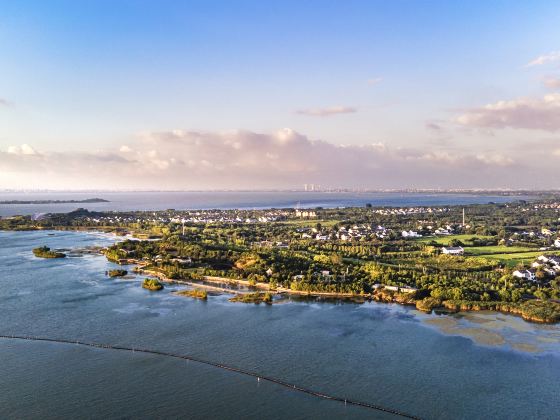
[1,1,560,189]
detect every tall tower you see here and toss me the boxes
[462,208,465,227]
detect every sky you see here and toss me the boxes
[1,0,560,190]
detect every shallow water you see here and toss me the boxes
[1,231,559,419]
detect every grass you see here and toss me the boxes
[229,292,273,304]
[481,251,546,267]
[417,234,494,246]
[177,288,208,300]
[281,219,340,228]
[465,245,536,255]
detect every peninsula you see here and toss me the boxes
[5,199,560,322]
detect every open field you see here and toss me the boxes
[418,234,494,246]
[465,245,538,255]
[482,251,560,267]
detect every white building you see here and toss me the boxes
[513,270,536,282]
[441,246,464,255]
[402,230,422,238]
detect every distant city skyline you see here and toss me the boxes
[1,1,560,189]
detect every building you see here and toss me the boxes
[441,246,464,255]
[513,270,537,282]
[401,230,422,238]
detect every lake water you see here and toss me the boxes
[0,191,533,217]
[1,231,559,419]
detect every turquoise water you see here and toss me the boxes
[0,191,533,217]
[1,231,559,419]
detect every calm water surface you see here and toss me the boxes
[0,191,534,217]
[1,231,559,419]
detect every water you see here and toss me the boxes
[1,231,559,419]
[0,191,533,217]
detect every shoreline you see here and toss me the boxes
[5,227,559,324]
[133,266,559,324]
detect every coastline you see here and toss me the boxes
[3,227,560,324]
[132,264,559,324]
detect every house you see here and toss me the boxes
[543,268,557,277]
[554,239,560,248]
[402,230,422,238]
[399,286,418,294]
[171,257,192,265]
[441,246,464,255]
[513,270,536,282]
[546,255,560,268]
[266,268,273,276]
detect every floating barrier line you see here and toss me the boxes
[0,334,421,420]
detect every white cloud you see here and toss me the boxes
[296,106,357,117]
[119,145,132,153]
[526,51,560,67]
[7,144,38,155]
[456,93,560,131]
[367,77,382,86]
[0,129,530,190]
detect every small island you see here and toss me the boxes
[229,292,273,304]
[0,198,109,205]
[176,288,208,300]
[32,246,66,259]
[107,269,128,278]
[142,278,164,291]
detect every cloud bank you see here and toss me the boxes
[456,93,560,131]
[2,128,546,190]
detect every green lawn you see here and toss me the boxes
[418,234,494,246]
[465,245,537,255]
[281,219,340,227]
[481,251,559,267]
